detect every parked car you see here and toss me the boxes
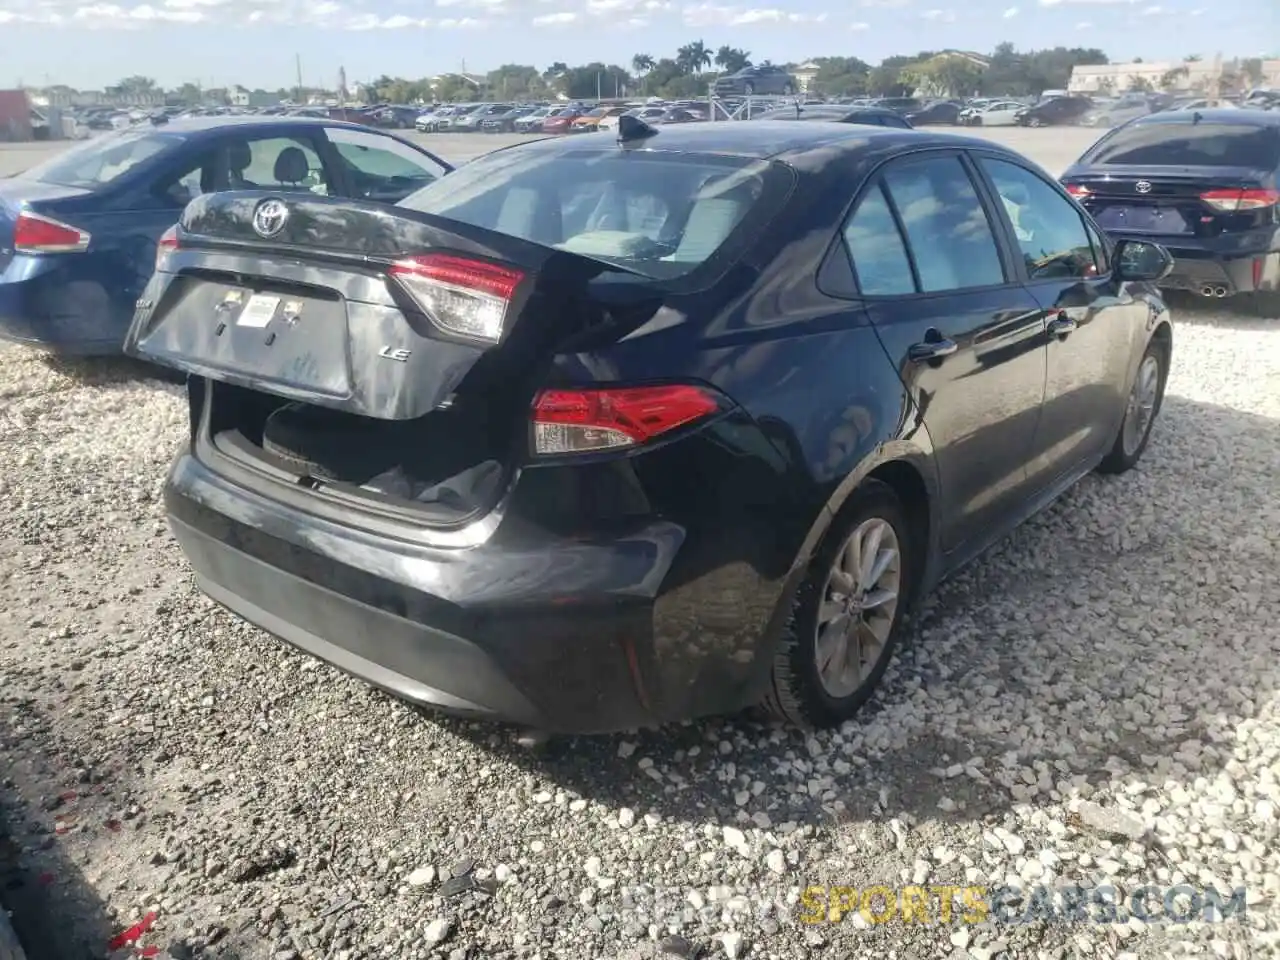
[1061,109,1280,309]
[370,105,421,129]
[1082,96,1153,128]
[124,122,1174,734]
[514,106,556,132]
[572,106,629,133]
[755,105,913,128]
[870,97,924,115]
[904,101,963,125]
[961,100,1026,127]
[0,117,451,355]
[435,104,483,132]
[481,105,539,133]
[598,105,668,132]
[1015,96,1092,127]
[415,107,454,133]
[650,107,705,125]
[454,104,513,132]
[541,107,585,134]
[713,64,798,97]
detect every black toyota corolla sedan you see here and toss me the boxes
[125,121,1175,735]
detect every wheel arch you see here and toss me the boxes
[754,440,943,670]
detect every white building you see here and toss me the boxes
[1070,58,1280,95]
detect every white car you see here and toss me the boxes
[962,100,1025,127]
[598,105,668,132]
[1083,98,1152,128]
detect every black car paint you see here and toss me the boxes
[134,123,1172,733]
[1061,110,1280,295]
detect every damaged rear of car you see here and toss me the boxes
[128,136,809,733]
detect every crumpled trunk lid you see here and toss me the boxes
[124,190,651,420]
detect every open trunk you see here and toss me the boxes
[129,191,663,528]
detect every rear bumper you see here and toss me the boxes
[163,444,789,734]
[1114,244,1280,296]
[0,263,123,355]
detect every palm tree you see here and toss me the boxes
[676,40,712,76]
[632,53,655,94]
[714,46,751,73]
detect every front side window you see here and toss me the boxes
[324,127,445,202]
[229,135,328,192]
[399,147,787,279]
[980,157,1100,281]
[880,155,1006,292]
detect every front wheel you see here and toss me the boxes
[1099,338,1168,474]
[1028,116,1044,128]
[763,480,915,729]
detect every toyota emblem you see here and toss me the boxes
[1135,180,1152,194]
[252,198,289,239]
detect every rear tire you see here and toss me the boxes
[762,480,915,729]
[1098,337,1168,474]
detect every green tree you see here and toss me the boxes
[714,46,751,73]
[560,63,632,99]
[1241,58,1264,88]
[1160,65,1189,91]
[486,64,546,101]
[631,54,656,94]
[808,57,872,97]
[676,40,712,75]
[1127,76,1154,93]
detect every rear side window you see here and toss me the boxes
[399,148,788,280]
[22,131,177,187]
[1085,122,1280,168]
[880,155,1006,293]
[842,186,915,295]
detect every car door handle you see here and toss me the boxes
[1047,314,1077,337]
[908,338,958,363]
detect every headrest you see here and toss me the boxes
[226,141,252,172]
[273,146,309,184]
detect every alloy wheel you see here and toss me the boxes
[814,517,901,698]
[1122,354,1161,457]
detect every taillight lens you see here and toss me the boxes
[531,384,721,455]
[13,211,91,254]
[155,224,180,271]
[388,253,524,343]
[1064,183,1090,199]
[1199,188,1280,212]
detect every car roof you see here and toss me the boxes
[136,115,367,138]
[506,120,1016,166]
[1129,108,1280,126]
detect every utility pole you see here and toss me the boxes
[295,53,303,101]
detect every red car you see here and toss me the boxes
[541,107,584,134]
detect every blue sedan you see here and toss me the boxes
[0,116,452,355]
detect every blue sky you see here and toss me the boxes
[0,0,1274,91]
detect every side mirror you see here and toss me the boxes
[1113,238,1173,282]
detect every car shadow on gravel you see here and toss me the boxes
[445,392,1280,836]
[37,353,188,387]
[0,702,127,960]
[1164,291,1279,331]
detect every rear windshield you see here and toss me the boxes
[20,131,178,187]
[1085,122,1280,169]
[399,147,787,279]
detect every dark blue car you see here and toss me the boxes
[0,116,451,355]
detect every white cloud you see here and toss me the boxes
[1040,0,1138,5]
[1141,3,1160,11]
[860,0,911,6]
[69,3,206,25]
[531,9,576,23]
[921,7,955,19]
[1075,18,1092,27]
[849,19,870,28]
[681,2,826,24]
[1003,5,1018,15]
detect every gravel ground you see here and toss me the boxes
[1,129,1278,960]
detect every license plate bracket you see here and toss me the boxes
[237,294,281,328]
[1093,205,1190,234]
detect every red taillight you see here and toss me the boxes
[388,253,524,343]
[1064,183,1091,199]
[155,224,180,271]
[13,211,90,254]
[1199,188,1280,212]
[531,384,721,455]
